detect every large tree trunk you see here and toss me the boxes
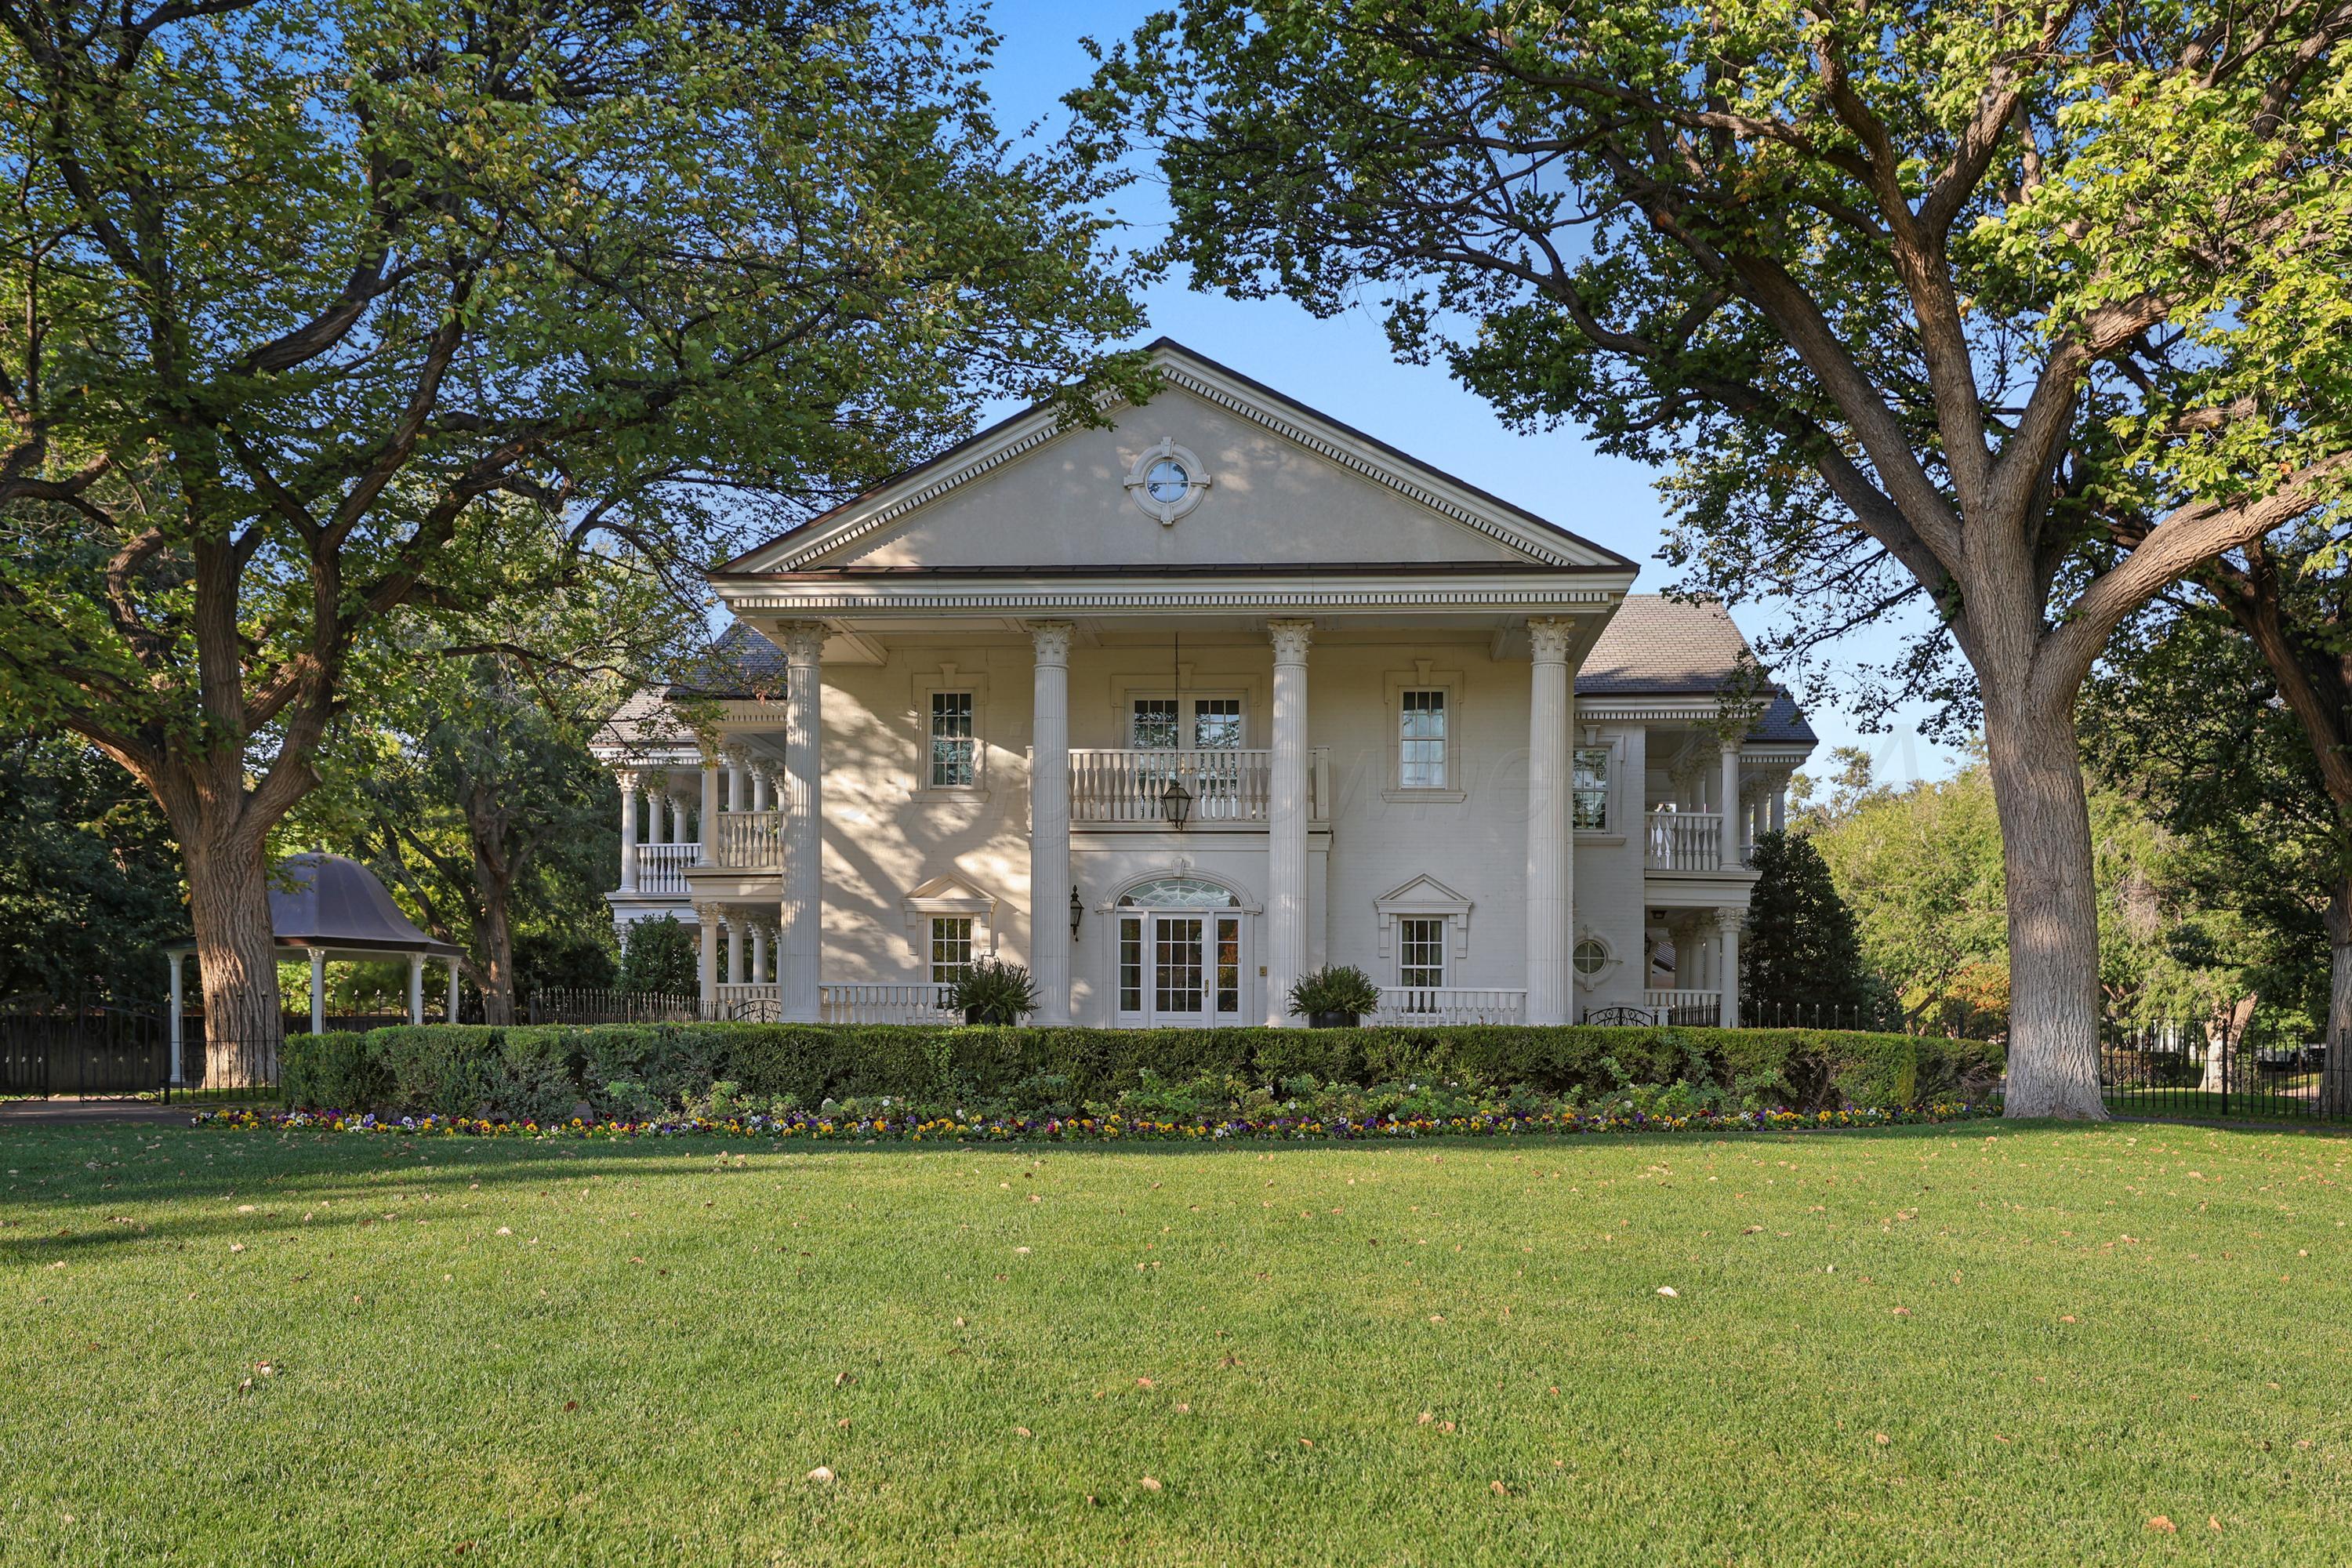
[1983,684,2107,1118]
[2322,881,2352,1116]
[179,811,283,1088]
[464,783,519,1025]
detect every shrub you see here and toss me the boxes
[301,1020,2002,1118]
[617,916,697,995]
[948,959,1037,1025]
[278,1031,387,1110]
[1287,965,1381,1020]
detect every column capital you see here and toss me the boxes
[613,765,641,790]
[1527,616,1576,663]
[778,621,829,663]
[1025,620,1075,665]
[692,900,724,922]
[1267,618,1315,662]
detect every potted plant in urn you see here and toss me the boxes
[949,957,1038,1026]
[1287,965,1381,1029]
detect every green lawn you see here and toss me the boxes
[4,1122,2347,1566]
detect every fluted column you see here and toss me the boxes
[1719,742,1741,868]
[695,900,720,1013]
[779,622,827,1022]
[1028,622,1075,1025]
[617,770,640,891]
[726,913,746,988]
[696,754,719,866]
[1526,617,1575,1025]
[1266,619,1314,1025]
[407,953,425,1025]
[1720,905,1743,1028]
[1769,779,1787,833]
[750,921,770,988]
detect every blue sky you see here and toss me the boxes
[974,1,1962,786]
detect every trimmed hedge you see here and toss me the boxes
[280,1022,2002,1119]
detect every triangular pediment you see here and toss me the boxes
[1374,873,1475,919]
[720,342,1633,579]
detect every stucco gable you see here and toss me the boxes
[721,341,1634,578]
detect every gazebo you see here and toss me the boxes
[163,853,465,1085]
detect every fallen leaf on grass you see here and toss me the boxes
[1656,1287,1679,1298]
[1138,1476,1162,1493]
[2146,1516,2176,1534]
[1490,1481,1508,1497]
[806,1467,834,1484]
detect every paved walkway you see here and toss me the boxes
[0,1099,195,1126]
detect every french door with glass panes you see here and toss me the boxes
[1116,907,1248,1026]
[1131,695,1247,821]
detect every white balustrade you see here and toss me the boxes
[1370,987,1529,1025]
[715,809,786,870]
[1645,811,1725,871]
[1642,989,1724,1025]
[1069,749,1272,823]
[637,842,697,895]
[819,982,960,1025]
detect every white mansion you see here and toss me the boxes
[592,340,1815,1029]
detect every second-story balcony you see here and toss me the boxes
[1064,747,1331,827]
[636,841,697,895]
[1644,809,1730,872]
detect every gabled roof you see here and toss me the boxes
[714,338,1639,579]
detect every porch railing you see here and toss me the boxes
[1070,748,1270,822]
[714,810,785,870]
[1369,987,1528,1025]
[1644,810,1725,871]
[819,982,960,1026]
[636,841,697,895]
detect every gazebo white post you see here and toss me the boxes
[407,953,424,1025]
[779,622,827,1023]
[166,952,186,1085]
[617,768,640,892]
[308,948,326,1035]
[446,957,462,1022]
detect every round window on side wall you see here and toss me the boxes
[1573,938,1610,978]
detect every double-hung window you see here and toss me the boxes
[928,692,975,788]
[929,916,974,984]
[1397,916,1447,990]
[1399,690,1447,790]
[1573,746,1611,830]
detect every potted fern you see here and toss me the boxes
[949,957,1037,1026]
[1288,964,1381,1029]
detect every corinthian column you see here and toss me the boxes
[1028,622,1075,1025]
[1526,617,1575,1025]
[617,769,640,892]
[779,622,827,1022]
[1266,619,1314,1025]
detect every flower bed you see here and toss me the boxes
[191,1100,1992,1142]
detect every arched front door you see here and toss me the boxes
[1112,877,1250,1027]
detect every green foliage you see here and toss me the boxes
[1287,965,1381,1018]
[1806,750,2287,1033]
[277,1032,390,1112]
[1740,830,1889,1022]
[947,958,1038,1025]
[618,918,699,997]
[282,1021,2004,1116]
[0,739,186,1004]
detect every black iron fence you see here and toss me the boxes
[2100,1015,2347,1122]
[527,988,706,1025]
[1740,1000,1899,1032]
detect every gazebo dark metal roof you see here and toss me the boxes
[164,853,463,959]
